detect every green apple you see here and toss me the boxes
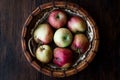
[54,28,73,47]
[35,45,53,63]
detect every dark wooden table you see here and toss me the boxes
[0,0,120,80]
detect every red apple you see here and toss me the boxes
[54,28,73,47]
[35,45,53,63]
[71,34,89,54]
[33,23,53,44]
[68,16,86,33]
[53,48,73,68]
[48,10,67,29]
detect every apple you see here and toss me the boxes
[71,34,89,54]
[35,45,53,63]
[48,10,67,29]
[68,16,86,33]
[33,23,53,44]
[53,48,73,68]
[54,28,73,47]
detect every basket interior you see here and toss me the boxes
[21,1,99,77]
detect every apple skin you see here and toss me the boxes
[53,48,73,68]
[35,45,53,63]
[54,28,73,47]
[33,23,53,44]
[68,16,86,33]
[48,10,67,29]
[71,34,89,54]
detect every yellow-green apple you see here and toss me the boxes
[53,48,73,68]
[48,10,67,29]
[68,16,86,33]
[71,34,89,53]
[54,28,73,47]
[33,23,53,44]
[35,45,53,63]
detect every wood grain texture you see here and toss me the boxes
[0,0,120,80]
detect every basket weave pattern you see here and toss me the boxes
[21,1,99,77]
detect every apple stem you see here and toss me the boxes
[77,48,81,54]
[41,46,45,51]
[56,15,60,19]
[37,43,45,51]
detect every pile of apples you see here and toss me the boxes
[33,9,89,69]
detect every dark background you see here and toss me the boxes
[0,0,120,80]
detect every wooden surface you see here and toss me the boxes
[0,0,120,80]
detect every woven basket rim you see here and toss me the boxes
[21,1,99,77]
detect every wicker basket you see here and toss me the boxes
[21,1,99,77]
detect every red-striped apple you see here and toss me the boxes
[71,34,89,54]
[48,10,67,29]
[53,48,73,68]
[68,16,86,33]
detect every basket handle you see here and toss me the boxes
[28,37,36,57]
